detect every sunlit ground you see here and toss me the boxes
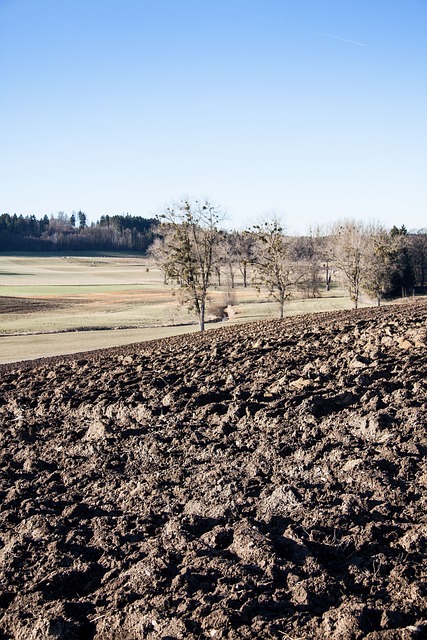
[0,255,381,363]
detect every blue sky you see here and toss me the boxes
[1,0,426,234]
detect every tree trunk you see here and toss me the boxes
[199,300,205,332]
[279,293,285,319]
[354,276,361,309]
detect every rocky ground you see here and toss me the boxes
[0,300,426,639]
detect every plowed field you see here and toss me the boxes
[0,301,426,639]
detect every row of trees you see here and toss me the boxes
[2,203,426,332]
[0,212,158,252]
[150,199,427,331]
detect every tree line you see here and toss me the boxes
[149,199,427,331]
[0,212,158,252]
[2,203,426,332]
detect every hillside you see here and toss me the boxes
[0,301,426,639]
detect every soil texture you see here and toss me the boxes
[0,301,426,639]
[0,297,66,316]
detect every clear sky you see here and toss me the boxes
[1,0,426,234]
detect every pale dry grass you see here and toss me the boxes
[0,254,367,363]
[0,325,203,363]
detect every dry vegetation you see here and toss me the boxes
[0,255,364,363]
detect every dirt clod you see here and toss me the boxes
[0,301,426,638]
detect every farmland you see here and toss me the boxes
[0,299,426,638]
[1,254,371,363]
[1,254,426,639]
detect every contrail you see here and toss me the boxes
[289,24,367,47]
[189,0,367,47]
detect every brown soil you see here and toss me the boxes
[0,302,426,639]
[0,297,67,316]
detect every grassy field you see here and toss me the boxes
[0,254,368,363]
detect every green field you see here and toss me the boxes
[0,255,368,363]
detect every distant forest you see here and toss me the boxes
[0,212,158,253]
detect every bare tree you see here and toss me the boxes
[155,199,225,331]
[251,218,297,319]
[234,231,255,288]
[330,220,371,309]
[147,236,169,284]
[313,225,334,291]
[289,231,322,298]
[219,231,240,289]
